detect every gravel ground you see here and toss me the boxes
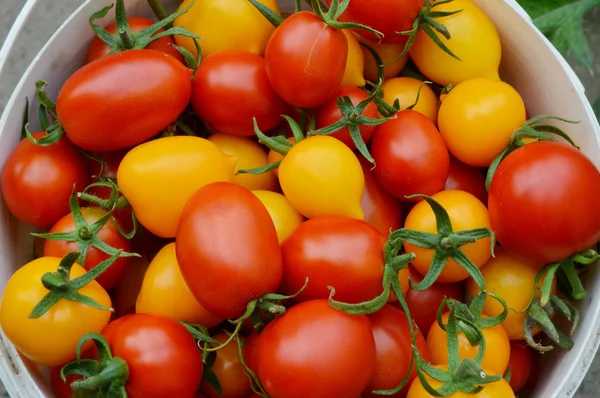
[0,1,599,397]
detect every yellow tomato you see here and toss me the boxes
[342,31,366,87]
[252,190,305,243]
[268,137,296,177]
[278,136,365,220]
[136,243,223,327]
[382,77,439,124]
[438,78,526,167]
[208,133,278,192]
[360,36,409,82]
[409,0,501,86]
[117,136,236,238]
[404,190,492,283]
[173,0,279,57]
[0,257,111,367]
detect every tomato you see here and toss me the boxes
[267,137,295,177]
[405,267,464,335]
[359,36,409,82]
[0,257,111,366]
[279,136,364,220]
[192,51,289,137]
[381,77,438,124]
[117,136,236,238]
[444,156,488,205]
[43,207,130,290]
[1,133,88,227]
[102,314,203,397]
[438,78,526,167]
[252,190,304,243]
[136,243,223,327]
[111,256,150,318]
[507,342,532,393]
[50,365,82,398]
[86,17,183,63]
[202,334,252,398]
[174,0,279,57]
[254,300,376,398]
[176,182,282,319]
[342,30,366,87]
[56,50,192,152]
[405,190,492,283]
[314,86,377,149]
[489,141,600,265]
[265,12,348,108]
[428,312,510,375]
[371,110,450,201]
[363,305,430,398]
[409,0,501,86]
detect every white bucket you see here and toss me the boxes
[0,0,598,397]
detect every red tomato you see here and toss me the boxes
[202,334,252,398]
[444,156,488,204]
[361,158,403,236]
[1,133,88,227]
[507,341,532,393]
[191,51,289,136]
[176,182,282,319]
[254,300,376,398]
[314,86,377,149]
[57,50,192,152]
[102,313,203,398]
[371,110,450,201]
[364,304,430,398]
[489,142,600,265]
[86,17,184,63]
[265,12,348,108]
[242,332,261,372]
[50,365,82,398]
[281,216,385,304]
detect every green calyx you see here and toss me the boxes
[310,0,383,38]
[24,81,65,146]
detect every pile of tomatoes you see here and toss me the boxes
[1,0,600,397]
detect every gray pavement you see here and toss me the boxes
[0,1,599,397]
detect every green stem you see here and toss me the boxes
[147,0,171,23]
[118,27,135,49]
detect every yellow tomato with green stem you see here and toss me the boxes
[381,77,439,124]
[359,36,409,82]
[252,190,305,243]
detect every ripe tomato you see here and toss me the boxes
[489,141,600,265]
[359,36,409,82]
[102,314,203,398]
[438,78,526,167]
[405,190,492,283]
[117,136,236,238]
[267,137,295,177]
[342,30,366,87]
[315,86,378,149]
[381,77,439,124]
[254,300,376,398]
[136,243,223,327]
[265,12,348,108]
[363,305,430,398]
[50,365,82,398]
[371,110,450,200]
[0,257,111,366]
[43,207,130,290]
[111,256,150,318]
[57,50,192,152]
[1,133,88,227]
[252,190,304,243]
[192,51,289,137]
[427,313,510,375]
[409,0,501,86]
[202,334,252,398]
[174,0,279,57]
[176,182,282,319]
[86,17,183,63]
[507,342,532,393]
[208,133,278,191]
[444,156,488,205]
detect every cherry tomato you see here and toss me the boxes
[489,141,600,265]
[252,190,304,243]
[1,133,88,227]
[381,77,438,124]
[111,256,150,318]
[57,50,192,152]
[267,137,295,177]
[265,12,348,108]
[444,156,488,205]
[202,334,252,398]
[176,182,282,319]
[50,365,82,398]
[254,300,376,398]
[371,110,450,200]
[507,342,532,393]
[359,36,409,82]
[342,30,366,87]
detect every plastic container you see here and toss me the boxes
[0,0,599,397]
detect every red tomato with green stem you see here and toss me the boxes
[50,365,82,398]
[444,156,488,204]
[507,341,532,393]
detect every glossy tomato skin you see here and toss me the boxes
[1,133,88,227]
[281,216,385,303]
[192,51,289,136]
[86,17,183,63]
[255,300,376,398]
[57,50,192,152]
[202,334,252,398]
[265,12,348,108]
[507,341,532,393]
[176,182,282,319]
[102,314,203,398]
[252,190,304,243]
[381,77,439,124]
[371,110,450,201]
[489,141,600,265]
[444,156,488,205]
